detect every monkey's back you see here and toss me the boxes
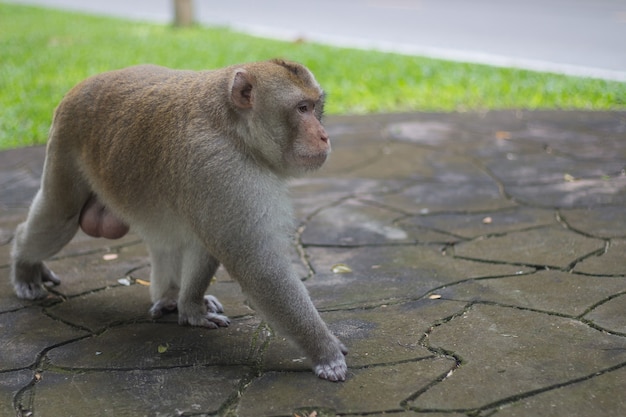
[45,64,292,254]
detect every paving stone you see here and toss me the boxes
[290,177,392,219]
[574,239,626,276]
[439,270,626,317]
[411,304,626,411]
[454,225,605,269]
[486,153,625,186]
[34,366,243,417]
[505,176,626,208]
[0,370,32,417]
[387,120,456,146]
[0,208,24,249]
[54,230,144,259]
[0,168,41,210]
[584,293,626,334]
[493,366,626,417]
[0,266,32,313]
[238,358,455,416]
[399,206,556,239]
[2,111,625,416]
[43,242,150,298]
[338,143,443,181]
[262,300,467,371]
[302,198,431,246]
[305,246,531,309]
[0,308,88,370]
[560,206,626,239]
[368,413,466,417]
[46,285,154,332]
[324,300,466,368]
[514,115,626,161]
[47,318,261,369]
[373,180,516,215]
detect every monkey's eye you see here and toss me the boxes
[297,102,313,114]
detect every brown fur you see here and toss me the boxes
[10,60,347,381]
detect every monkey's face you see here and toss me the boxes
[231,60,331,177]
[284,95,330,174]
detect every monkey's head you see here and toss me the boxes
[228,59,330,177]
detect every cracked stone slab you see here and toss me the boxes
[54,230,143,260]
[372,180,516,215]
[493,366,626,417]
[46,285,154,333]
[399,206,556,240]
[333,142,441,181]
[0,309,88,370]
[574,239,626,276]
[289,177,393,219]
[584,293,626,334]
[262,300,466,371]
[47,318,261,369]
[505,176,626,208]
[453,225,605,269]
[305,246,531,309]
[238,358,454,416]
[485,153,625,186]
[33,367,243,417]
[43,243,150,298]
[412,304,626,411]
[0,267,32,313]
[302,199,432,246]
[560,206,626,239]
[0,370,32,416]
[439,270,626,317]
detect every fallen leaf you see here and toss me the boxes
[158,343,169,354]
[564,173,576,182]
[135,279,150,286]
[331,263,353,274]
[495,131,511,140]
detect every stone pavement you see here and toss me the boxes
[1,110,625,417]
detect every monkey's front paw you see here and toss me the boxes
[314,357,347,382]
[204,295,224,314]
[149,299,178,319]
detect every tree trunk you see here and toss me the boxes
[173,0,194,27]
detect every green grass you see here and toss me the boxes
[1,3,625,149]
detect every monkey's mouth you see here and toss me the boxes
[293,151,328,170]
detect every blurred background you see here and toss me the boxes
[1,0,625,148]
[6,0,626,80]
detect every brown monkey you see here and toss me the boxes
[10,59,348,381]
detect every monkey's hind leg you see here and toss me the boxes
[11,161,90,299]
[176,242,230,329]
[148,244,183,318]
[147,242,229,328]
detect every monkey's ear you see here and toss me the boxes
[231,70,254,109]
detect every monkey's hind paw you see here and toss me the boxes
[12,262,60,300]
[179,311,231,329]
[314,357,348,382]
[14,282,50,300]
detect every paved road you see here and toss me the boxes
[6,0,626,81]
[2,110,626,416]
